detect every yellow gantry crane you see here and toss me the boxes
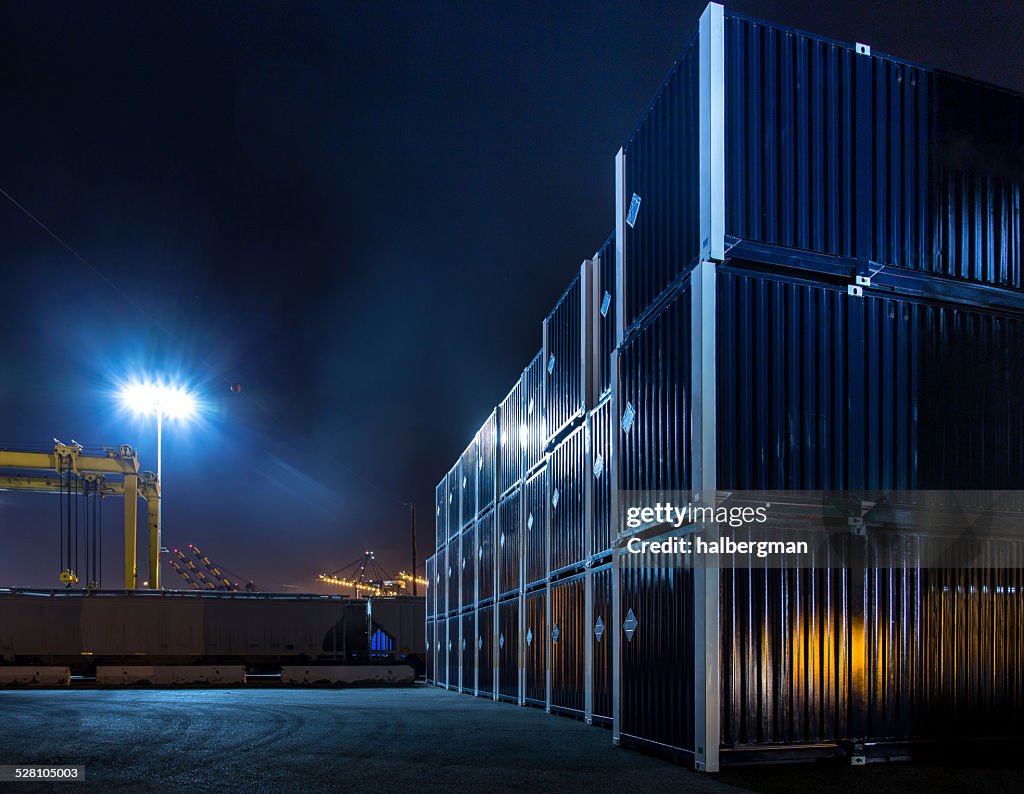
[0,441,161,589]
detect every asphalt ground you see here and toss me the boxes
[0,685,1020,793]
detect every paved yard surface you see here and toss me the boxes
[0,685,1019,792]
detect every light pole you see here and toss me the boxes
[118,379,197,589]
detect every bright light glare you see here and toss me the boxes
[118,380,198,421]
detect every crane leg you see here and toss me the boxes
[147,492,160,590]
[124,474,138,589]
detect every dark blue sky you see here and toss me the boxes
[1,0,1021,591]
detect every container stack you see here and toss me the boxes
[425,1,1024,771]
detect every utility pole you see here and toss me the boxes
[410,502,418,596]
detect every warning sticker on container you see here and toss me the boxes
[552,488,560,509]
[478,636,483,650]
[626,193,641,228]
[623,608,638,641]
[526,628,533,646]
[593,452,605,480]
[547,353,556,374]
[527,512,534,531]
[551,624,560,643]
[499,633,505,649]
[621,401,636,434]
[594,617,605,641]
[601,290,612,317]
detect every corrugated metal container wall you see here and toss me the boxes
[862,531,1024,741]
[460,523,476,611]
[498,380,524,498]
[617,281,693,499]
[478,410,498,514]
[723,11,1024,292]
[549,575,586,716]
[549,424,587,576]
[523,589,547,707]
[723,14,857,259]
[497,488,522,599]
[425,618,435,684]
[867,295,1024,490]
[445,538,460,616]
[523,466,548,589]
[497,597,520,703]
[618,536,695,755]
[446,614,459,691]
[435,476,447,551]
[477,508,496,604]
[446,464,460,542]
[591,565,613,724]
[919,70,1023,291]
[434,548,447,619]
[425,555,436,619]
[716,265,850,491]
[589,398,613,560]
[459,440,478,529]
[523,351,546,474]
[623,30,701,334]
[545,273,584,443]
[717,264,1024,492]
[595,232,616,397]
[461,611,475,695]
[476,604,494,697]
[720,536,853,747]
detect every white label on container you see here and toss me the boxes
[593,453,605,480]
[527,513,534,531]
[526,628,533,646]
[551,488,559,509]
[626,193,641,228]
[600,290,612,317]
[547,353,556,374]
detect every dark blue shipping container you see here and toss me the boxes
[523,351,546,474]
[478,410,498,514]
[497,488,522,599]
[544,268,589,444]
[498,379,524,498]
[445,538,459,616]
[497,596,519,703]
[590,565,613,725]
[588,397,614,560]
[435,476,447,551]
[445,464,459,543]
[549,423,587,576]
[476,604,494,697]
[459,440,478,529]
[523,588,547,707]
[461,610,475,695]
[476,507,495,605]
[523,465,548,589]
[594,232,616,397]
[446,614,459,692]
[425,555,435,620]
[549,573,586,717]
[460,523,476,612]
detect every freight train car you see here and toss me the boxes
[0,590,425,676]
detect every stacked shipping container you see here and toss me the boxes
[425,1,1024,771]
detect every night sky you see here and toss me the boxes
[1,0,1021,591]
